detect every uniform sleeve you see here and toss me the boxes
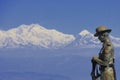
[92,56,106,66]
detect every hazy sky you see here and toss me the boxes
[0,0,120,37]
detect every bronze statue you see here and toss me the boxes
[91,26,116,80]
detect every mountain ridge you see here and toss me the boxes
[0,24,120,49]
[0,24,75,49]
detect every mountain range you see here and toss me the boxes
[0,24,120,49]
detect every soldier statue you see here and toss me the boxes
[91,26,116,80]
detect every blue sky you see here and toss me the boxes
[0,0,120,37]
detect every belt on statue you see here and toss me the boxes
[100,64,114,71]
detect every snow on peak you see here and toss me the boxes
[18,24,46,31]
[70,30,100,48]
[0,24,75,49]
[79,30,92,36]
[72,29,120,48]
[0,24,120,49]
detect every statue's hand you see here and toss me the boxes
[91,56,98,63]
[93,56,98,62]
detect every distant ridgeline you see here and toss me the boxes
[0,24,120,49]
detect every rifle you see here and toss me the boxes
[91,59,100,80]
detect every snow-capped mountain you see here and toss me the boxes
[69,30,101,48]
[71,29,120,48]
[0,24,120,49]
[0,24,75,49]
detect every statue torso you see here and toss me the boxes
[99,40,114,65]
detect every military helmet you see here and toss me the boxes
[94,26,111,37]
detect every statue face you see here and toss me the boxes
[98,34,105,42]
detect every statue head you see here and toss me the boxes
[94,26,111,42]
